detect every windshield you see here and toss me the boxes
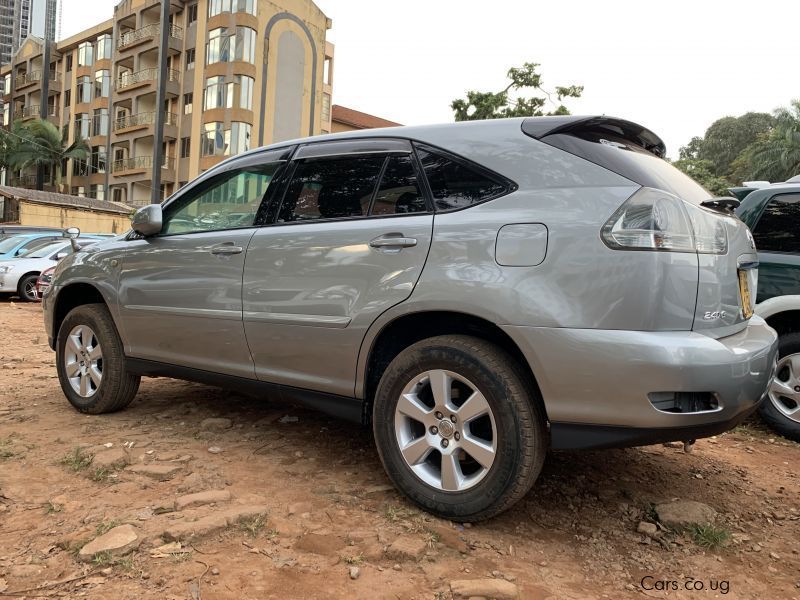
[27,242,68,258]
[0,236,29,253]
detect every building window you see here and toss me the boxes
[112,187,124,203]
[75,113,90,140]
[322,92,331,123]
[72,153,89,176]
[204,76,226,110]
[236,75,253,110]
[78,76,92,104]
[209,0,256,17]
[96,34,112,61]
[77,42,94,67]
[92,108,109,136]
[90,184,105,200]
[229,122,251,155]
[72,186,86,196]
[94,69,110,98]
[64,89,71,107]
[187,3,198,25]
[183,93,193,114]
[186,48,195,70]
[201,122,225,156]
[3,73,10,93]
[180,137,191,158]
[91,146,107,174]
[66,54,73,72]
[206,27,256,65]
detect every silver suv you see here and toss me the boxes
[43,116,778,520]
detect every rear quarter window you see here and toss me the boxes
[414,143,514,211]
[752,193,800,253]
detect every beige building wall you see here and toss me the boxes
[18,201,131,233]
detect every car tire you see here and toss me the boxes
[372,335,547,521]
[56,303,140,414]
[17,273,39,302]
[760,331,800,442]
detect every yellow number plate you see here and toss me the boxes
[738,270,754,319]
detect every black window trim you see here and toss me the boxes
[411,141,518,213]
[267,138,434,227]
[751,191,800,255]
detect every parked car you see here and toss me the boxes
[43,116,778,521]
[0,233,69,259]
[0,225,62,240]
[0,239,97,301]
[736,181,800,440]
[35,265,57,299]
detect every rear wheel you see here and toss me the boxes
[17,273,39,302]
[56,303,140,414]
[373,335,546,521]
[760,331,800,442]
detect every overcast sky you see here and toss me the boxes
[60,0,797,158]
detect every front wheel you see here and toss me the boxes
[760,331,800,442]
[373,335,547,521]
[56,303,140,414]
[17,273,39,302]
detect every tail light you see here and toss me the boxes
[601,187,728,255]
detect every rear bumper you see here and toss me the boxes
[502,316,778,450]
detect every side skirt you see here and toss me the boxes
[125,358,365,424]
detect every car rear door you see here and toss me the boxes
[242,138,434,397]
[116,150,289,378]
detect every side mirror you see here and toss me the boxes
[131,204,163,237]
[55,251,69,260]
[63,227,80,239]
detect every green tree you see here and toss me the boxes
[8,119,88,191]
[746,99,800,182]
[451,62,583,121]
[672,157,732,196]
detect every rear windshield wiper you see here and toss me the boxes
[700,197,740,213]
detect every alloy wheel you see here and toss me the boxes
[768,353,800,424]
[394,369,497,492]
[64,325,103,398]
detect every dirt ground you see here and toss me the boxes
[0,300,798,600]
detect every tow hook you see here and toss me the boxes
[683,439,695,454]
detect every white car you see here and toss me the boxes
[0,239,97,302]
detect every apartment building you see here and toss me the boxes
[0,0,58,69]
[1,0,334,206]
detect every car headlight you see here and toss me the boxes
[0,266,13,274]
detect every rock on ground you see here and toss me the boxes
[162,505,268,542]
[385,536,427,562]
[174,489,231,511]
[450,578,520,599]
[126,464,183,481]
[200,418,233,431]
[78,524,141,562]
[92,448,129,470]
[655,500,717,528]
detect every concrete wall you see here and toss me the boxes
[18,201,131,234]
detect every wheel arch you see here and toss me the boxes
[358,309,548,425]
[53,282,111,347]
[757,296,800,336]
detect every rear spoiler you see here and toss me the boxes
[521,116,666,158]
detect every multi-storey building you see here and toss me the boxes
[1,0,334,206]
[0,0,58,69]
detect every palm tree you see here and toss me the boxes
[9,119,88,191]
[748,100,800,182]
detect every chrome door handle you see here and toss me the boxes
[369,235,418,249]
[211,244,243,255]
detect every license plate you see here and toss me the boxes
[738,270,754,319]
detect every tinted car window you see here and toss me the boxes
[415,145,508,210]
[372,155,427,216]
[752,193,800,253]
[279,156,385,222]
[17,236,61,255]
[162,163,281,235]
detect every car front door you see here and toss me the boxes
[243,139,434,397]
[750,192,800,302]
[117,150,289,378]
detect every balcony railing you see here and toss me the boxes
[113,111,177,131]
[116,68,180,91]
[118,22,183,49]
[112,155,176,173]
[14,70,58,88]
[13,105,57,120]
